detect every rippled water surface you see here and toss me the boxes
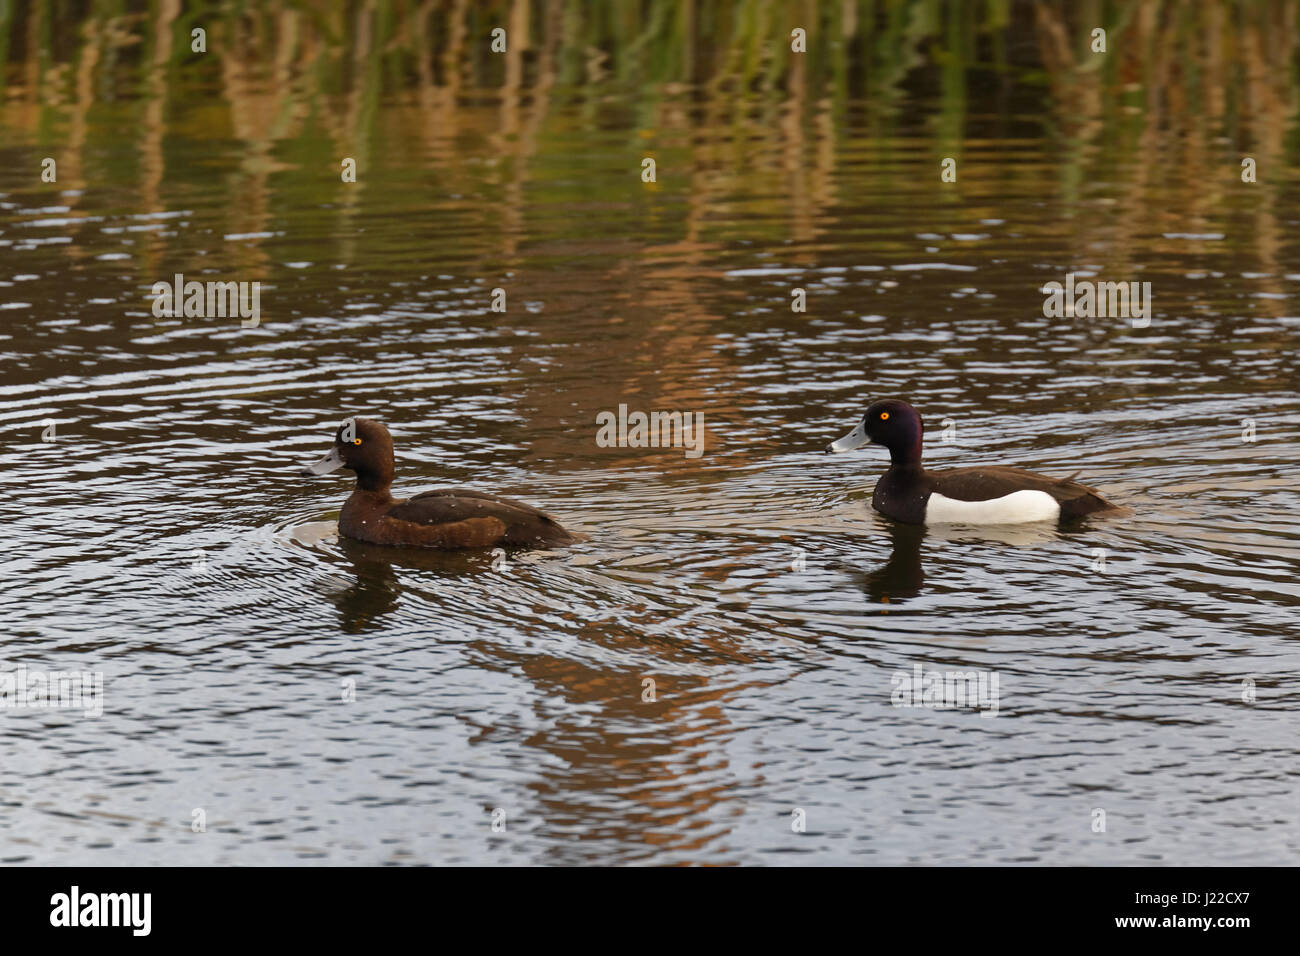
[2,3,1299,865]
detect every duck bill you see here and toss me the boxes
[302,446,345,476]
[828,421,869,453]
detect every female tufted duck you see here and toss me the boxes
[827,400,1119,525]
[302,417,580,549]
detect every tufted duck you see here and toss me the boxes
[302,418,580,549]
[827,400,1119,525]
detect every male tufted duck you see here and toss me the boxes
[302,417,580,549]
[827,400,1119,525]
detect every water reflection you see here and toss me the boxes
[2,1,1299,866]
[854,518,1085,606]
[331,536,491,632]
[859,522,926,605]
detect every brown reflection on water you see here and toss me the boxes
[1031,1,1297,323]
[140,0,178,218]
[504,654,747,865]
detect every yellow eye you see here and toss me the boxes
[353,439,362,445]
[880,412,890,421]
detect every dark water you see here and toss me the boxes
[2,3,1299,865]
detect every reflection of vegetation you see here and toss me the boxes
[5,2,1294,146]
[0,1,1294,293]
[0,2,1293,456]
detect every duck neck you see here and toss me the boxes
[889,437,924,471]
[354,465,394,496]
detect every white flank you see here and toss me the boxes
[925,489,1061,524]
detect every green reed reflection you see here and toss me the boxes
[0,0,1295,299]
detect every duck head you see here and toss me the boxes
[302,417,395,491]
[827,399,924,467]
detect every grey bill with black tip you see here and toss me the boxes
[828,420,870,453]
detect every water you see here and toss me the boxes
[1,3,1298,865]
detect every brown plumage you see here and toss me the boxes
[302,418,580,550]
